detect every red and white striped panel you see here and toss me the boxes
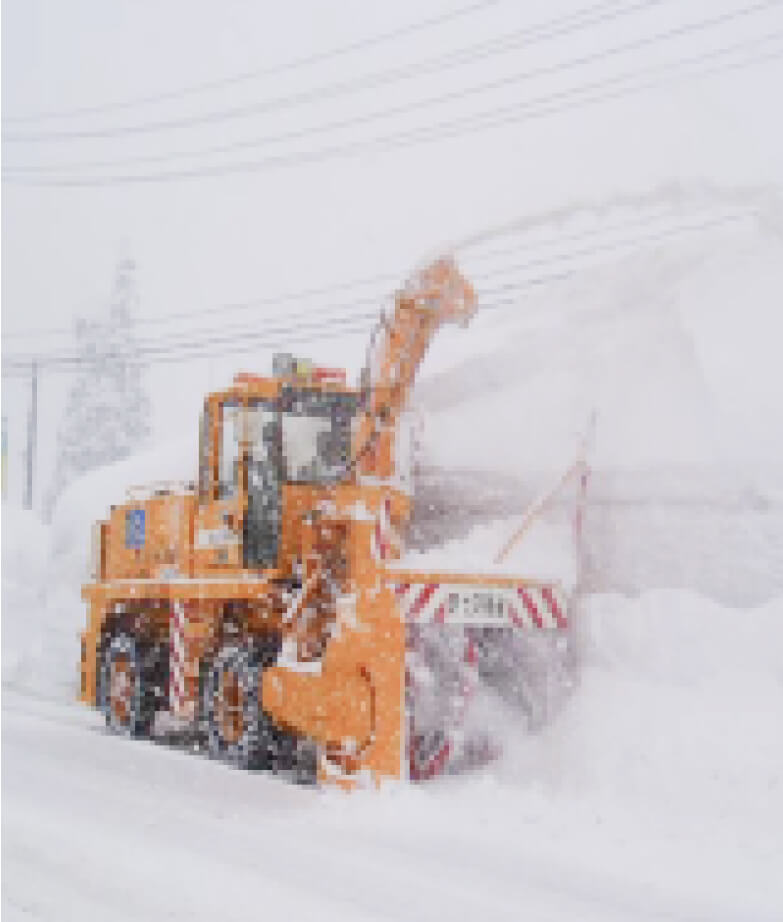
[372,497,399,563]
[169,601,186,716]
[392,581,568,629]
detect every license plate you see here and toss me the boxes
[448,590,507,621]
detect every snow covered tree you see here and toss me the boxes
[46,256,151,517]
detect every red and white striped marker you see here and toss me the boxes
[393,581,568,629]
[372,497,399,562]
[574,463,590,586]
[169,601,186,717]
[407,631,487,781]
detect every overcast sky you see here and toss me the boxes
[3,0,783,506]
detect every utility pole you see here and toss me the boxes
[24,360,38,510]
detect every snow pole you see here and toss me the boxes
[494,413,596,565]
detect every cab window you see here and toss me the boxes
[282,414,335,482]
[280,388,357,484]
[198,403,211,500]
[217,402,241,499]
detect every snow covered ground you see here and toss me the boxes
[3,591,782,921]
[3,197,783,919]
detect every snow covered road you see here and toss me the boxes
[4,678,780,922]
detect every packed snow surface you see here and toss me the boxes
[3,578,782,920]
[4,499,782,920]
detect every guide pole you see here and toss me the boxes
[24,360,38,510]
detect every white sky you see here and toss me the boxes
[2,0,783,507]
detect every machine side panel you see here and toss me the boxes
[105,493,195,580]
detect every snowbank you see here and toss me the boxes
[408,219,783,606]
[323,589,783,917]
[1,506,51,689]
[496,590,783,822]
[2,437,193,699]
[48,434,194,579]
[395,513,578,589]
[416,227,783,474]
[4,583,781,920]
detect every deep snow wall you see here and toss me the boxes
[411,208,783,605]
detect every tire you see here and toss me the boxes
[99,632,156,737]
[203,642,276,769]
[203,638,315,779]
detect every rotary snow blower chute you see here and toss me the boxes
[80,257,587,787]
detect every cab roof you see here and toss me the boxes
[210,370,358,406]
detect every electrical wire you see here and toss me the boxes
[1,203,745,344]
[66,211,762,352]
[1,0,504,124]
[4,27,781,187]
[0,209,754,373]
[3,0,664,144]
[0,210,748,356]
[5,0,779,163]
[1,273,399,341]
[1,275,570,375]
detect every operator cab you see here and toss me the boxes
[197,355,358,570]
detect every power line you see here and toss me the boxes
[467,210,753,277]
[446,180,783,254]
[129,276,584,369]
[277,33,783,173]
[1,274,573,376]
[5,0,778,160]
[158,210,752,348]
[0,210,753,372]
[1,202,741,344]
[86,211,762,350]
[1,0,504,124]
[458,208,748,263]
[0,265,684,373]
[3,0,662,144]
[392,34,783,155]
[4,26,781,187]
[1,273,399,342]
[0,210,747,353]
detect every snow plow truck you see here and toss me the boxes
[80,258,585,788]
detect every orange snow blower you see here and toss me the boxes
[80,258,586,787]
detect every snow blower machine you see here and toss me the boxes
[80,257,589,787]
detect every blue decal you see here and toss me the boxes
[125,508,146,549]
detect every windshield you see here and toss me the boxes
[246,402,278,477]
[198,402,211,499]
[245,401,281,568]
[283,413,344,482]
[217,402,241,499]
[280,388,356,485]
[216,390,356,494]
[217,401,279,500]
